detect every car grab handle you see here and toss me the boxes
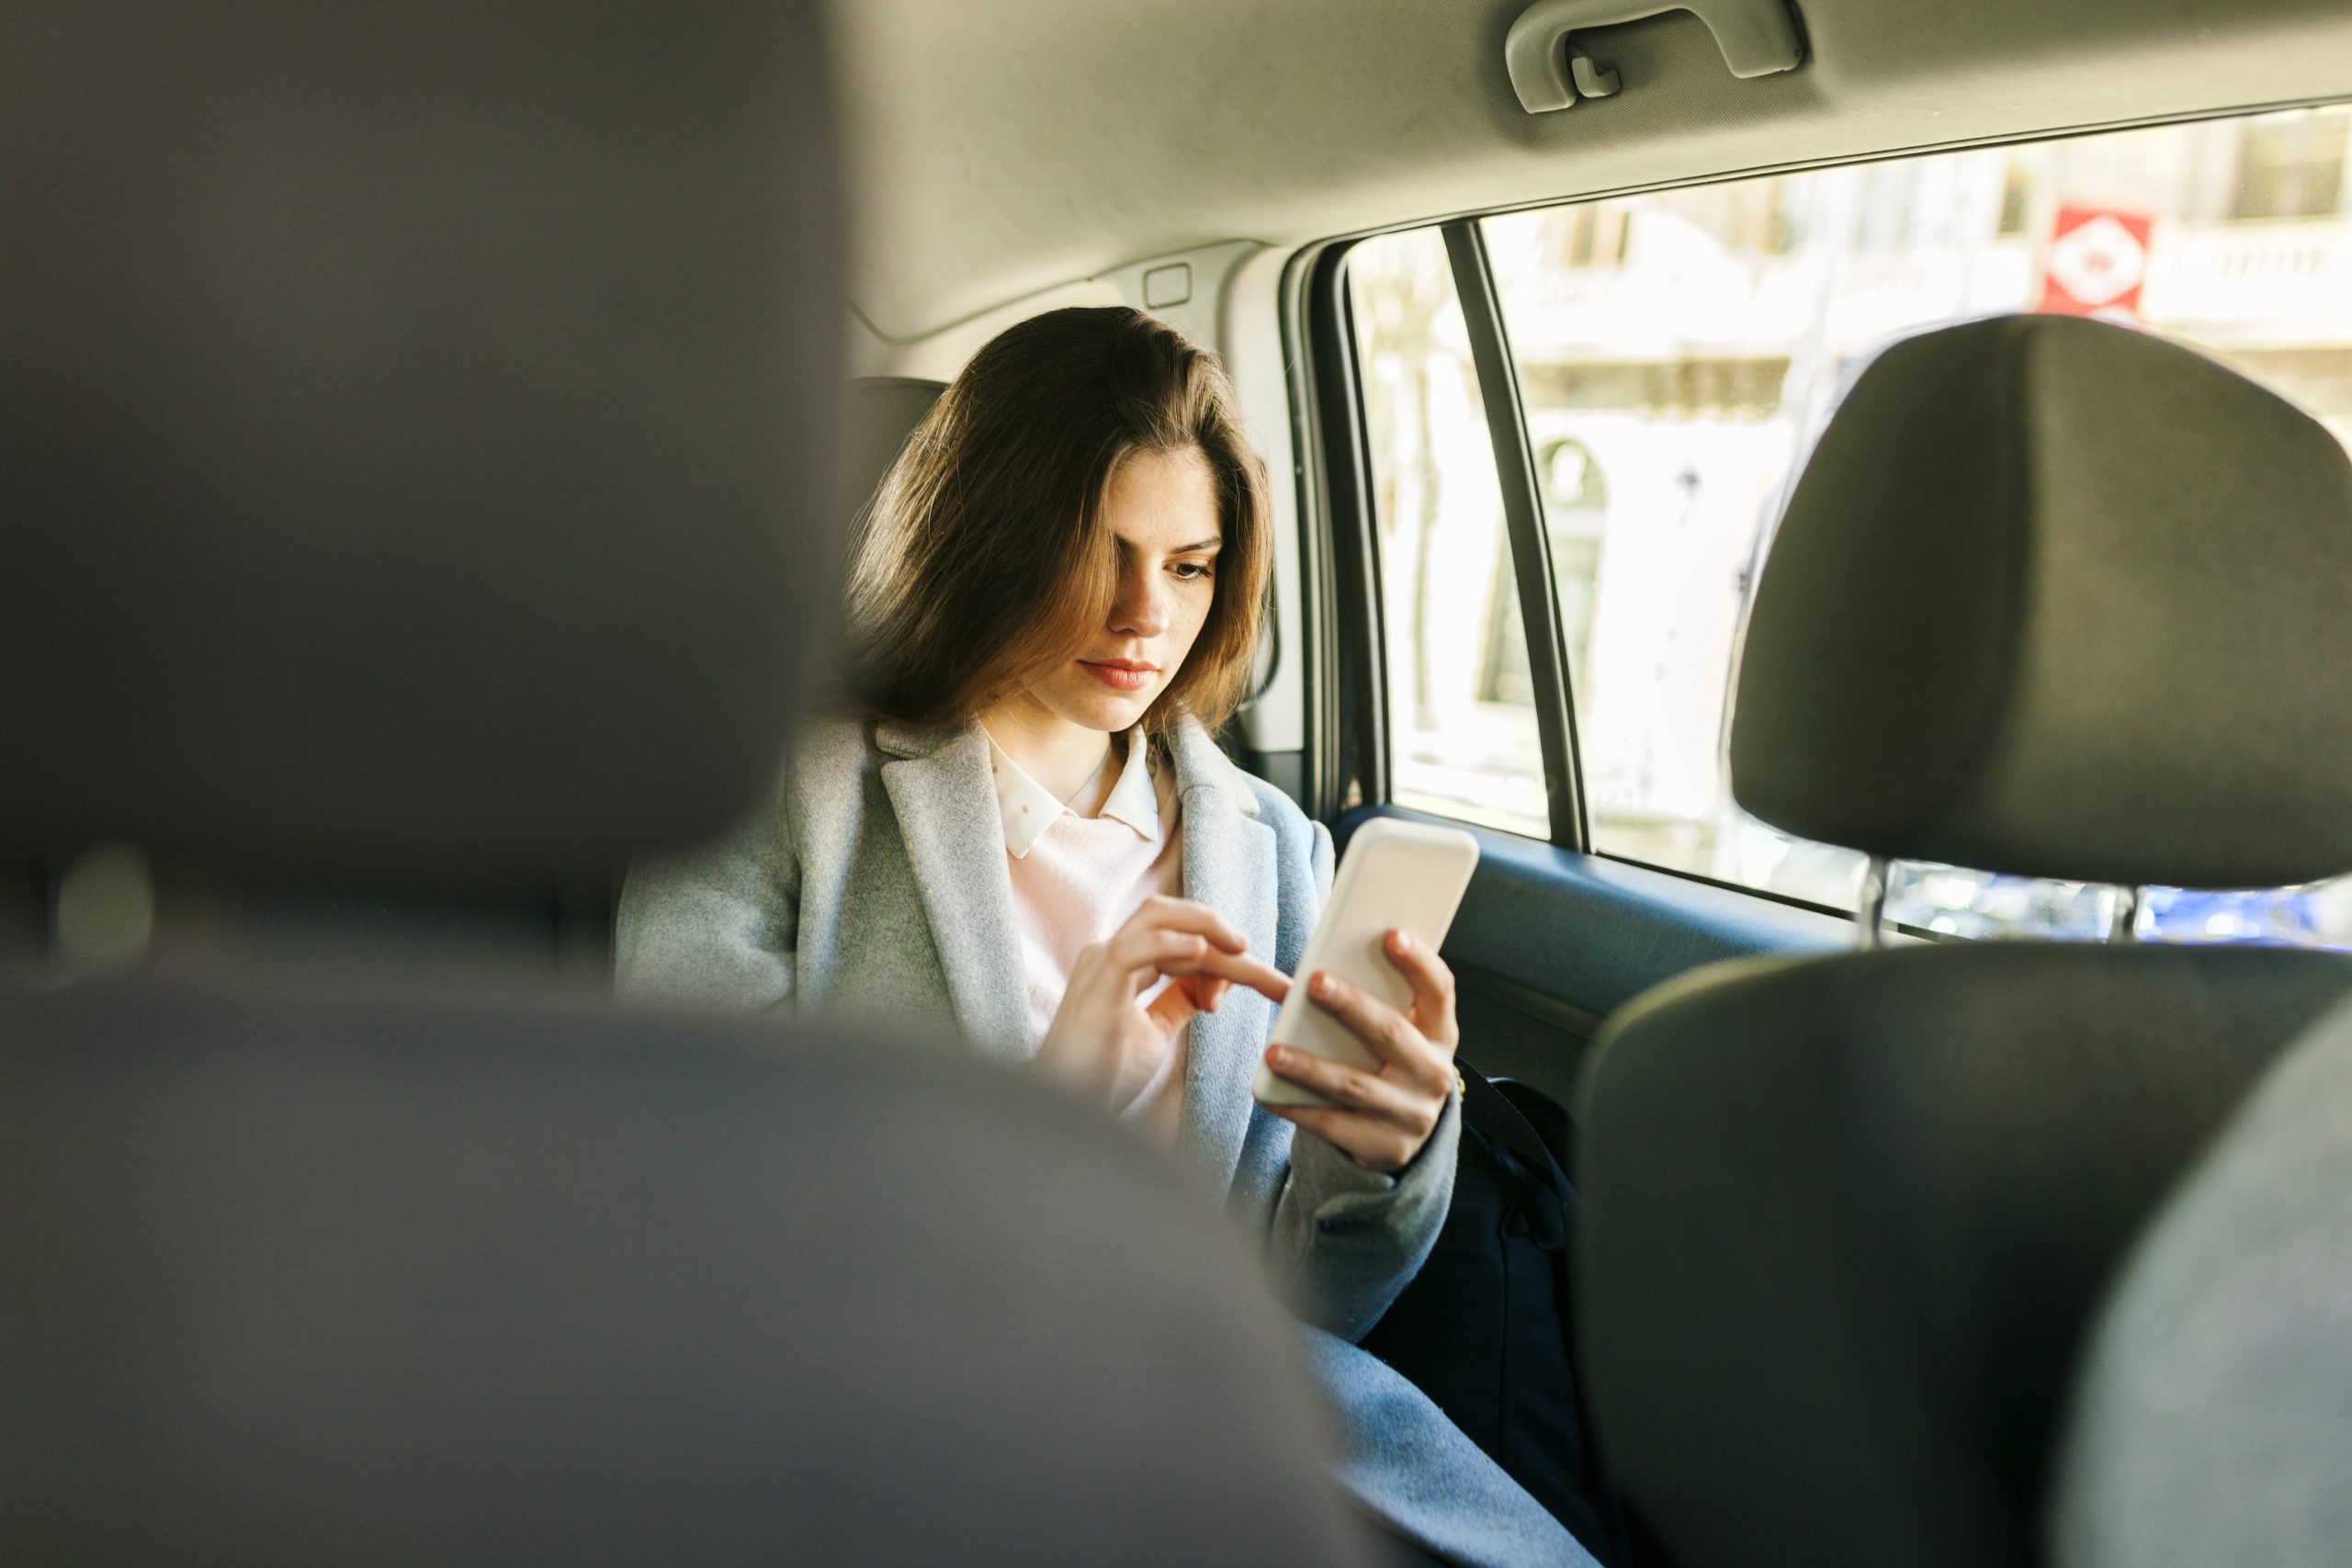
[1505,0,1804,113]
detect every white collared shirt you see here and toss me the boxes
[984,726,1188,1143]
[987,722,1163,859]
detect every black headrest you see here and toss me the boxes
[0,4,844,895]
[1730,315,2352,889]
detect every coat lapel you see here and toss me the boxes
[875,719,1034,1062]
[1170,721,1278,1185]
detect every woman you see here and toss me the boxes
[618,307,1590,1568]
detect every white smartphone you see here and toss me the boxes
[1251,816,1481,1107]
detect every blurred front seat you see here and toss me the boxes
[2055,993,2352,1568]
[0,7,1364,1564]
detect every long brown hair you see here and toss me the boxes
[844,306,1271,739]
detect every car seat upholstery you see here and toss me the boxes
[846,376,949,522]
[1576,316,2352,1568]
[0,7,1364,1564]
[2052,994,2352,1568]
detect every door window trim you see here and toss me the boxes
[1290,224,1592,849]
[1438,220,1589,851]
[1292,240,1387,823]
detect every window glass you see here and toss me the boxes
[1471,105,2352,945]
[1348,230,1548,838]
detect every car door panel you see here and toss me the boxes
[1338,806,1849,1106]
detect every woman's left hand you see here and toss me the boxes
[1259,929,1460,1174]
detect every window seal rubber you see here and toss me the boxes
[1292,240,1391,822]
[1441,220,1589,852]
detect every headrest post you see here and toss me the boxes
[2109,886,2143,944]
[1856,855,1892,951]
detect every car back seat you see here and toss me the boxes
[847,376,949,515]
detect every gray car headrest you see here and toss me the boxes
[1730,315,2352,889]
[0,5,844,894]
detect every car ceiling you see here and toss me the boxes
[833,0,2352,344]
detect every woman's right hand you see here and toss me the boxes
[1034,894,1292,1110]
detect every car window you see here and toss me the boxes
[1348,228,1550,839]
[1355,104,2352,947]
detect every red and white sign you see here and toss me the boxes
[2038,206,2154,321]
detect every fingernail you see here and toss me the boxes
[1391,931,1413,952]
[1310,973,1332,998]
[1265,1046,1287,1067]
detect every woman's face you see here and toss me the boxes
[1026,446,1223,734]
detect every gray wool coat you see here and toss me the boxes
[616,715,1593,1568]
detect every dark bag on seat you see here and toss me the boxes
[1359,1065,1630,1566]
